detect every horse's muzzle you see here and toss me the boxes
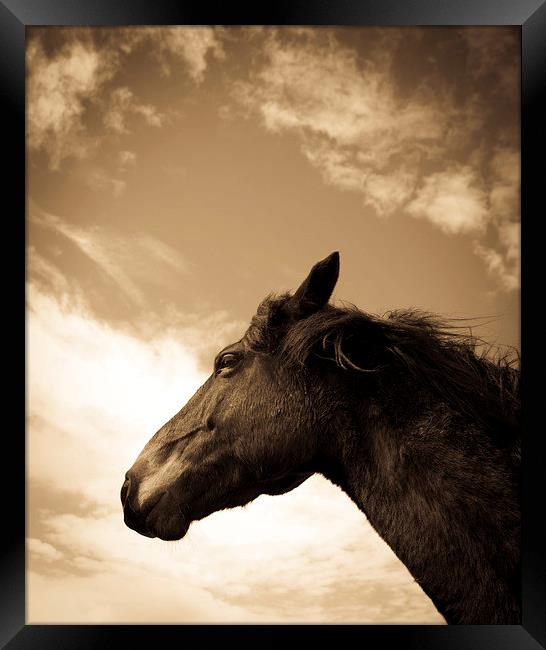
[121,473,157,538]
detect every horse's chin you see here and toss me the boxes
[145,491,190,541]
[155,519,190,541]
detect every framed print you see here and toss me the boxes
[2,1,545,648]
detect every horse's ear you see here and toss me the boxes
[289,251,340,317]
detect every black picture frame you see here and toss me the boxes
[3,1,545,647]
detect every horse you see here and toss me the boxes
[121,252,520,624]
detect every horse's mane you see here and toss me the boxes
[246,294,520,441]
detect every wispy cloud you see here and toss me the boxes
[27,284,442,622]
[117,150,137,170]
[28,246,71,296]
[151,27,226,81]
[472,148,520,290]
[30,205,190,306]
[28,538,64,563]
[103,87,166,134]
[27,27,224,169]
[113,26,225,82]
[27,37,114,169]
[233,31,445,215]
[28,27,519,291]
[474,221,520,292]
[488,148,520,224]
[86,168,127,197]
[231,29,520,291]
[407,166,489,235]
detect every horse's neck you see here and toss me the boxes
[322,398,520,624]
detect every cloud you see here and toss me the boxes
[27,286,210,507]
[471,148,520,291]
[473,242,519,292]
[488,148,519,224]
[28,246,71,296]
[27,37,114,169]
[27,565,253,623]
[86,168,127,197]
[30,205,190,306]
[28,28,519,290]
[230,29,520,291]
[27,281,443,623]
[474,219,520,292]
[28,488,443,622]
[103,87,166,134]
[27,27,224,169]
[152,27,226,81]
[117,150,137,170]
[407,166,489,235]
[233,30,445,215]
[28,538,64,563]
[81,152,137,194]
[113,26,225,82]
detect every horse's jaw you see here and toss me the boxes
[127,470,314,541]
[260,471,314,496]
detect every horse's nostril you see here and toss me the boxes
[120,477,130,506]
[206,416,215,431]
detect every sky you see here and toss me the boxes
[26,26,520,623]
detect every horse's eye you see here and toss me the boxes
[216,353,241,374]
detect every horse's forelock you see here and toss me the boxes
[244,293,292,352]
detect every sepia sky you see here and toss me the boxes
[27,26,520,623]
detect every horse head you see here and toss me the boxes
[121,252,340,540]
